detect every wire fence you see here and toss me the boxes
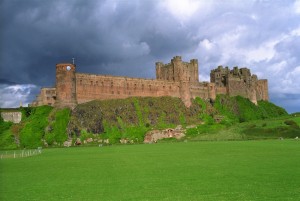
[0,147,42,159]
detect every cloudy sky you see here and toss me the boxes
[0,0,299,113]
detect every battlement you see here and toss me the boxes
[31,56,269,108]
[210,65,268,103]
[172,55,182,62]
[156,56,198,82]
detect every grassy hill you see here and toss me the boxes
[1,95,297,149]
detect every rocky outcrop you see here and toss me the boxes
[144,125,185,143]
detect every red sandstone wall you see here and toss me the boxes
[189,82,215,101]
[75,73,181,104]
[256,79,269,101]
[55,63,77,108]
[227,78,248,98]
[215,87,227,95]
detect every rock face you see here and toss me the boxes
[144,125,185,143]
[63,140,72,147]
[74,138,82,145]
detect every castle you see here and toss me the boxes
[30,56,269,108]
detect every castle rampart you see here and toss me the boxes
[31,56,269,108]
[75,73,181,104]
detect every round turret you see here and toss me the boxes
[55,63,77,108]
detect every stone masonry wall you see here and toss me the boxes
[30,56,269,108]
[1,112,22,123]
[75,73,181,104]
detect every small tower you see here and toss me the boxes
[155,62,164,80]
[55,63,77,108]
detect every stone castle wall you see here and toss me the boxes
[156,56,199,82]
[75,73,181,104]
[31,56,269,108]
[210,65,268,105]
[30,88,56,107]
[1,112,22,123]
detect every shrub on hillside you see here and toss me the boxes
[68,96,206,137]
[214,95,288,123]
[45,108,71,145]
[19,106,52,148]
[284,120,299,128]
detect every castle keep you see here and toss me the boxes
[30,56,268,108]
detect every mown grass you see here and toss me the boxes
[1,140,300,201]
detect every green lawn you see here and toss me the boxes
[1,140,300,201]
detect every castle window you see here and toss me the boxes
[163,86,165,89]
[117,91,120,94]
[80,80,82,85]
[111,91,114,94]
[96,81,98,85]
[111,82,113,87]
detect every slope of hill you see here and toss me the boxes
[0,95,294,149]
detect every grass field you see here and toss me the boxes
[1,140,300,201]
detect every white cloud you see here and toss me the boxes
[295,0,300,14]
[160,0,210,22]
[199,39,214,50]
[0,84,38,108]
[245,40,276,63]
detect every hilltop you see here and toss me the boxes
[1,95,298,149]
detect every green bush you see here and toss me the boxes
[214,95,288,123]
[45,108,71,145]
[243,126,300,139]
[186,124,225,136]
[19,106,52,148]
[68,96,205,138]
[0,129,17,149]
[0,116,13,134]
[284,120,299,128]
[258,101,288,118]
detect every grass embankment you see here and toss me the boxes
[0,106,71,149]
[186,116,300,141]
[68,96,207,143]
[0,95,295,149]
[1,140,300,201]
[185,95,297,141]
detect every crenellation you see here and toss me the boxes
[31,56,269,108]
[210,65,268,104]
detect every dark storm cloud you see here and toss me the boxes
[0,0,199,86]
[0,0,299,112]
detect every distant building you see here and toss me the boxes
[30,56,268,108]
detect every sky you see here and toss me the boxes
[0,0,299,113]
